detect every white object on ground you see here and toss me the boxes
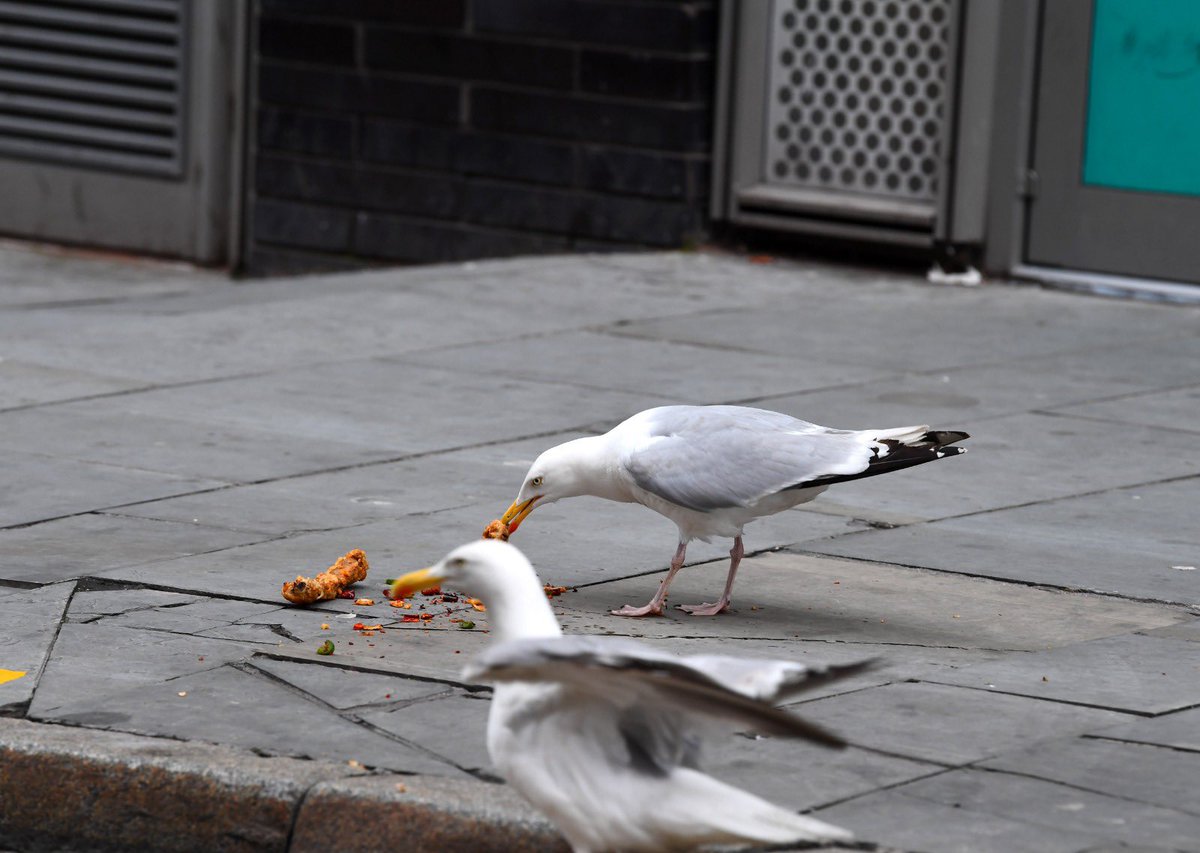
[390,540,865,853]
[501,405,969,617]
[927,264,983,286]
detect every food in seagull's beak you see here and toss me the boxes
[500,496,539,533]
[389,567,443,601]
[482,519,511,541]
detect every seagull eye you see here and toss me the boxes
[530,476,543,488]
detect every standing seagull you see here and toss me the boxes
[501,405,968,617]
[390,540,868,852]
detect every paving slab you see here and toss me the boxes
[39,662,467,777]
[361,692,493,774]
[871,767,1200,850]
[609,278,1200,372]
[0,512,274,585]
[752,332,1200,432]
[248,656,453,709]
[551,552,1185,650]
[68,586,200,617]
[27,621,264,717]
[0,356,148,411]
[1141,616,1200,643]
[1054,383,1200,434]
[0,581,73,712]
[1089,706,1200,753]
[926,633,1200,715]
[811,478,1200,605]
[97,356,660,454]
[793,682,1132,765]
[396,329,886,401]
[980,737,1200,817]
[112,432,589,536]
[0,450,226,528]
[0,398,402,483]
[812,783,1105,853]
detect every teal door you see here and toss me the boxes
[1027,0,1200,284]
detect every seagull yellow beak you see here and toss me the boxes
[389,566,444,600]
[500,496,540,533]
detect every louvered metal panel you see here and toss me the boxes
[0,0,186,177]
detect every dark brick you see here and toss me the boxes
[259,0,465,28]
[580,147,692,199]
[474,0,715,52]
[579,51,711,102]
[259,64,460,124]
[364,31,573,90]
[463,183,580,234]
[472,88,710,151]
[361,119,461,170]
[253,198,353,251]
[361,121,575,186]
[257,156,463,220]
[257,108,355,157]
[576,193,704,245]
[257,18,354,65]
[458,134,575,186]
[355,212,568,263]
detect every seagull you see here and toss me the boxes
[390,540,868,852]
[500,405,968,617]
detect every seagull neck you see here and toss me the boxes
[563,434,629,502]
[487,587,563,643]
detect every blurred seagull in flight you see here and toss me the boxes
[391,540,869,852]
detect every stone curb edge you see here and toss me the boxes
[0,717,568,853]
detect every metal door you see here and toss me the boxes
[1026,0,1200,285]
[0,0,244,265]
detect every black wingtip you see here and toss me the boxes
[924,429,970,446]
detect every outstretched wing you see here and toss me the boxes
[465,634,871,748]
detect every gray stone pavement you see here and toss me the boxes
[1,241,1198,852]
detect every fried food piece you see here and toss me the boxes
[282,549,369,605]
[543,583,569,599]
[482,519,510,541]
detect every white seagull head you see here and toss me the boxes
[500,437,608,533]
[389,539,562,641]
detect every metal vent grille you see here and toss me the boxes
[765,0,951,203]
[0,0,187,177]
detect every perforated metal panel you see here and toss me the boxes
[765,0,952,203]
[0,0,187,177]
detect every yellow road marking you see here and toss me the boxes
[0,669,27,686]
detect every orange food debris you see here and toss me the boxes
[354,598,375,606]
[467,597,486,612]
[320,623,330,630]
[543,584,568,599]
[389,599,412,609]
[482,519,510,541]
[281,550,369,605]
[420,586,442,596]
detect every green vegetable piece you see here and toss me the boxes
[316,640,335,655]
[458,620,476,630]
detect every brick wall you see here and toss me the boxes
[245,0,716,275]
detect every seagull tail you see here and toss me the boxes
[663,769,853,846]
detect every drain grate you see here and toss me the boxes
[765,0,952,203]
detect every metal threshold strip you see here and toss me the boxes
[736,183,936,228]
[1013,264,1200,305]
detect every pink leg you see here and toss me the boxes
[679,536,743,616]
[612,542,687,617]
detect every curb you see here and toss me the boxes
[0,718,568,853]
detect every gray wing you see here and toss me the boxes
[621,406,877,511]
[464,635,869,748]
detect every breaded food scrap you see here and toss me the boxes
[482,519,510,541]
[282,549,369,605]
